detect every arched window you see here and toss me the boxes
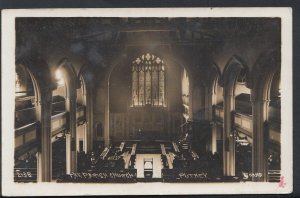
[131,53,165,107]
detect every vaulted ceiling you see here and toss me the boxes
[16,17,280,79]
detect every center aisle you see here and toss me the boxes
[135,154,162,178]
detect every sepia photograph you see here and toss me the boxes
[1,8,293,195]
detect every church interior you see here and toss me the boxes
[14,17,281,183]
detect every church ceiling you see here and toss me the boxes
[15,17,280,75]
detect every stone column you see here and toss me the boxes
[83,123,88,153]
[211,123,217,154]
[36,91,52,182]
[251,99,269,182]
[65,133,71,174]
[85,87,93,152]
[223,93,236,176]
[65,92,77,173]
[205,87,214,120]
[206,87,218,154]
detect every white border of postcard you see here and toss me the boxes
[1,8,293,196]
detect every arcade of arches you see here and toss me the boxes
[14,18,281,183]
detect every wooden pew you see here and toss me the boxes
[100,147,110,160]
[131,144,137,155]
[119,142,125,152]
[172,142,180,153]
[160,144,167,155]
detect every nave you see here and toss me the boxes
[13,17,282,183]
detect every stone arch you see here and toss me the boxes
[249,50,280,102]
[207,63,222,95]
[78,64,95,90]
[204,63,222,153]
[77,64,95,152]
[55,58,79,173]
[17,57,54,104]
[220,55,249,177]
[101,51,195,145]
[56,58,79,98]
[165,57,194,120]
[204,63,222,121]
[221,55,249,96]
[249,49,280,182]
[16,57,53,182]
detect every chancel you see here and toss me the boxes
[14,17,281,183]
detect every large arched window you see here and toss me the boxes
[131,53,165,107]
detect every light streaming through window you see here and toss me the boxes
[55,69,65,87]
[131,53,165,107]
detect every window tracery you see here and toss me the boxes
[131,53,165,107]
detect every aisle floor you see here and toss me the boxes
[135,154,162,178]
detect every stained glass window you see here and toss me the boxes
[131,53,165,107]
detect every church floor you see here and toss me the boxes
[135,154,162,178]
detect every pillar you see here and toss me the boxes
[251,99,269,182]
[65,133,72,174]
[211,123,217,154]
[223,93,235,176]
[206,87,218,154]
[84,87,93,152]
[65,92,77,173]
[36,91,52,182]
[205,87,214,120]
[83,123,88,153]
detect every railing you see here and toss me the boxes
[15,107,36,128]
[76,105,86,124]
[14,105,87,157]
[52,101,66,115]
[15,95,35,102]
[51,112,68,137]
[234,113,253,135]
[213,106,280,144]
[15,122,39,158]
[51,105,86,136]
[214,105,224,121]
